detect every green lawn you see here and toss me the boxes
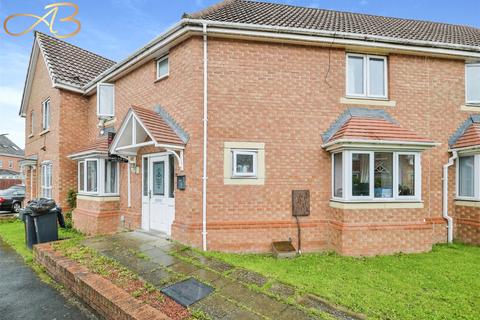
[205,244,480,320]
[0,219,82,265]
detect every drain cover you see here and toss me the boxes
[161,278,214,306]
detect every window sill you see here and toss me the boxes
[330,200,423,209]
[77,194,120,202]
[154,74,169,83]
[460,104,480,112]
[340,97,396,107]
[28,134,34,138]
[454,199,480,207]
[39,129,50,136]
[224,178,264,186]
[104,118,116,127]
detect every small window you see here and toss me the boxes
[97,83,115,117]
[104,160,118,194]
[8,161,13,169]
[457,155,475,198]
[42,99,50,130]
[346,54,388,98]
[333,152,343,198]
[30,111,35,135]
[156,56,169,80]
[78,161,85,192]
[466,64,480,104]
[41,163,52,199]
[232,150,257,177]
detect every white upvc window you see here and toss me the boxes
[42,99,50,130]
[466,63,480,105]
[41,162,53,199]
[456,155,480,200]
[156,55,169,80]
[97,83,115,117]
[78,158,119,195]
[346,53,388,99]
[0,160,3,168]
[332,150,421,201]
[30,111,35,135]
[232,150,257,177]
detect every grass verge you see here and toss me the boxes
[0,219,83,282]
[203,243,480,320]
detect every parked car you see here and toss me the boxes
[0,186,25,213]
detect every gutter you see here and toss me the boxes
[443,150,457,243]
[202,23,208,251]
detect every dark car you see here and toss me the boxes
[0,186,25,213]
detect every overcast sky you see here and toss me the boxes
[1,0,479,149]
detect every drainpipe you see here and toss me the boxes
[202,23,208,251]
[442,150,457,243]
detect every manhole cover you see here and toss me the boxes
[161,278,214,306]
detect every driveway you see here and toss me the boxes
[0,239,93,320]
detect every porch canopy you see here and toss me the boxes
[321,108,439,151]
[449,115,480,154]
[109,105,189,169]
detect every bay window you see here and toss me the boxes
[78,159,119,195]
[346,53,388,99]
[456,155,478,199]
[332,151,421,201]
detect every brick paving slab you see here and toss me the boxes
[81,231,360,320]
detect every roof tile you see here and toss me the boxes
[188,0,480,50]
[36,32,115,87]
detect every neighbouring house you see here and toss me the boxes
[19,0,480,255]
[0,134,24,189]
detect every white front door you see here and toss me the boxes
[141,154,175,235]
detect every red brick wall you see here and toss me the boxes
[28,34,478,255]
[453,204,480,244]
[73,197,120,235]
[23,53,62,203]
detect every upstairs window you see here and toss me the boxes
[156,56,169,80]
[0,160,3,168]
[30,111,35,135]
[42,99,50,130]
[466,64,480,105]
[8,161,13,169]
[332,151,420,201]
[97,83,115,117]
[346,53,388,99]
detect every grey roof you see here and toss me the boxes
[187,0,480,50]
[36,31,116,88]
[448,115,480,147]
[321,108,395,143]
[0,135,24,157]
[0,169,21,177]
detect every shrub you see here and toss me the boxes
[66,189,77,209]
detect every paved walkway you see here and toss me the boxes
[83,231,360,320]
[0,240,94,320]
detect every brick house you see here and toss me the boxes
[19,0,480,255]
[0,134,24,188]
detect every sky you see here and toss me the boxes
[0,0,479,148]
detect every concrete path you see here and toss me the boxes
[0,240,94,320]
[83,231,361,320]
